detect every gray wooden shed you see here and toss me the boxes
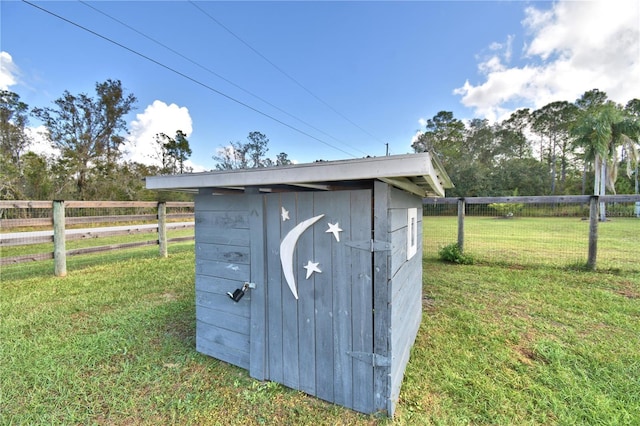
[146,153,452,415]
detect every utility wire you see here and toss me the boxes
[188,0,387,147]
[79,0,368,157]
[22,0,359,159]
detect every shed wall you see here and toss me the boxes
[194,194,252,369]
[387,187,424,414]
[193,184,424,417]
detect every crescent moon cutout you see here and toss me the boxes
[280,214,324,299]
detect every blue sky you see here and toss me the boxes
[2,1,639,171]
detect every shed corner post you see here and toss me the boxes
[373,180,391,413]
[53,200,67,277]
[157,201,168,258]
[587,195,598,270]
[457,198,465,252]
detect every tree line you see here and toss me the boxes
[1,81,638,202]
[0,80,187,201]
[412,89,639,198]
[0,80,287,201]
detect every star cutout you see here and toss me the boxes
[326,222,343,242]
[281,207,290,221]
[303,260,321,279]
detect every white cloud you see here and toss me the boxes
[455,0,640,121]
[124,100,205,171]
[0,51,19,90]
[25,125,60,158]
[411,130,423,145]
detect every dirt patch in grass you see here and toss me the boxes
[514,345,552,366]
[616,281,639,299]
[422,295,437,310]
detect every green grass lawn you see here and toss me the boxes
[1,239,639,425]
[424,216,640,272]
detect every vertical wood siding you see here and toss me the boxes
[193,184,423,417]
[260,189,375,414]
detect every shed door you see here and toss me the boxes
[250,189,375,413]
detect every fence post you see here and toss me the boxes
[53,200,67,277]
[587,195,598,270]
[457,198,465,252]
[158,201,168,258]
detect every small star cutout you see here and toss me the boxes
[281,207,290,221]
[303,260,321,279]
[326,222,343,242]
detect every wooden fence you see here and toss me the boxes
[422,194,640,270]
[1,200,194,276]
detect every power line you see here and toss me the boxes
[22,0,360,159]
[78,0,368,157]
[188,0,387,147]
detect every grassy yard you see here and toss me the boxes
[1,241,639,425]
[423,216,640,272]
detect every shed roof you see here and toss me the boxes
[146,152,453,197]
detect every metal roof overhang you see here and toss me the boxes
[145,152,453,197]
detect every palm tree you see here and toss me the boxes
[625,99,640,195]
[571,102,640,221]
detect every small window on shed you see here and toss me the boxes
[407,208,418,260]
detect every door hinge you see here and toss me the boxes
[345,239,391,253]
[347,351,391,367]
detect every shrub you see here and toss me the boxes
[489,202,523,218]
[438,243,474,265]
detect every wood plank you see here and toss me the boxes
[196,243,250,264]
[66,214,157,225]
[146,153,449,194]
[195,210,249,229]
[195,289,251,318]
[196,322,250,369]
[349,189,375,413]
[0,200,52,209]
[65,201,159,208]
[249,194,267,380]
[281,192,300,390]
[166,202,194,208]
[600,194,640,202]
[388,276,421,417]
[195,258,250,281]
[389,226,408,278]
[372,180,391,413]
[0,200,191,210]
[423,195,593,205]
[195,275,247,296]
[319,190,353,407]
[196,304,250,335]
[0,252,53,265]
[390,186,424,209]
[379,177,425,197]
[389,208,410,233]
[390,269,422,349]
[1,235,52,246]
[390,253,421,301]
[265,193,284,384]
[296,192,317,396]
[194,224,250,246]
[0,218,52,229]
[196,193,253,211]
[312,192,335,404]
[66,240,157,256]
